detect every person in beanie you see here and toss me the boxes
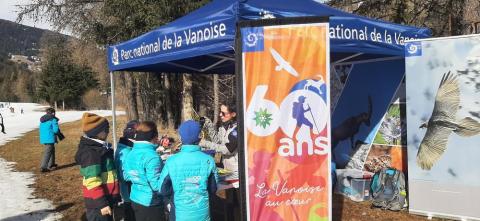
[159,120,218,221]
[123,121,164,221]
[39,107,60,172]
[75,113,120,221]
[114,120,139,221]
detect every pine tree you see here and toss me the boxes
[37,36,98,108]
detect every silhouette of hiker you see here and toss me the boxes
[0,113,5,134]
[292,96,315,139]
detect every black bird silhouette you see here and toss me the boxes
[0,113,5,134]
[332,95,373,151]
[469,111,480,119]
[457,69,468,76]
[447,168,457,177]
[417,72,480,170]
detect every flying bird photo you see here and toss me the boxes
[270,47,299,77]
[417,71,480,170]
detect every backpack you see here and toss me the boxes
[292,102,300,118]
[370,168,407,211]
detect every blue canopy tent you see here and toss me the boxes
[107,0,430,160]
[106,1,430,219]
[107,0,430,73]
[107,0,430,155]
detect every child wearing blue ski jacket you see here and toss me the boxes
[159,120,219,221]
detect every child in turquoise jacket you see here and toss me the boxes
[159,120,218,221]
[123,121,164,221]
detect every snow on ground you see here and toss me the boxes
[0,102,123,221]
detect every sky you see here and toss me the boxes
[0,0,54,30]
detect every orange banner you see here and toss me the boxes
[241,23,331,221]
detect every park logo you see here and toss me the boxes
[241,27,264,52]
[111,47,120,65]
[405,42,422,57]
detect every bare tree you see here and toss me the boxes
[181,74,194,121]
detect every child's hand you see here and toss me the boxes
[100,206,112,216]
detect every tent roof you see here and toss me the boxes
[107,0,431,73]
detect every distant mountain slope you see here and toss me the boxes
[0,19,51,57]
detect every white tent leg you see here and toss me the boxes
[110,71,117,150]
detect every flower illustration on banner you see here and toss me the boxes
[254,108,273,129]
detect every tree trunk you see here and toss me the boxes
[181,74,194,121]
[54,101,58,110]
[163,73,175,129]
[62,100,65,110]
[124,72,139,120]
[135,73,145,120]
[213,74,219,124]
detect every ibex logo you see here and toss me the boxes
[405,42,422,57]
[111,47,119,65]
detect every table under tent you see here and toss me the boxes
[107,0,430,220]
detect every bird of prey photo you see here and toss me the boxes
[417,71,480,170]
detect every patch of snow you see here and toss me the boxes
[0,102,123,220]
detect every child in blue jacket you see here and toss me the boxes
[39,107,60,172]
[159,120,219,221]
[114,120,139,221]
[123,121,164,221]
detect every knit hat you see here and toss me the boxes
[82,113,109,137]
[178,120,201,145]
[123,120,139,139]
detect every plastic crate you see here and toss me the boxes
[335,169,373,202]
[350,178,371,202]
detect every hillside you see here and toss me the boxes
[0,19,68,102]
[0,19,52,57]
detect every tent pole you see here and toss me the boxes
[110,71,117,150]
[334,56,403,66]
[332,52,363,64]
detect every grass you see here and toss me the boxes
[0,115,127,221]
[0,114,448,221]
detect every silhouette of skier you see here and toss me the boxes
[292,96,316,139]
[0,113,5,134]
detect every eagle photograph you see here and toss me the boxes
[406,38,480,186]
[416,71,480,170]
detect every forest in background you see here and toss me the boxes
[2,0,479,129]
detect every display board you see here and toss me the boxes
[239,18,331,221]
[365,85,408,173]
[405,35,480,220]
[331,59,405,169]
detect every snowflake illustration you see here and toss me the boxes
[254,108,273,129]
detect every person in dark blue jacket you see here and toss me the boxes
[159,120,218,221]
[123,121,164,221]
[39,107,60,173]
